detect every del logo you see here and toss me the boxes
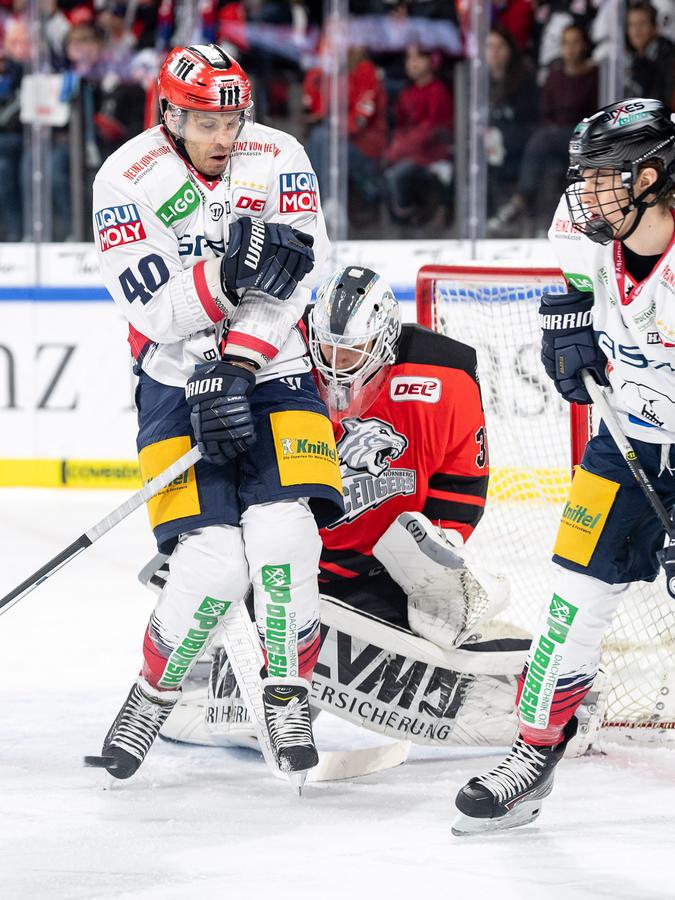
[390,376,441,403]
[236,195,266,212]
[95,204,146,252]
[279,172,317,214]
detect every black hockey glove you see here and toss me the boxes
[222,216,315,301]
[540,289,609,405]
[185,361,256,465]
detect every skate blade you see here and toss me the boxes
[289,770,309,796]
[452,799,544,836]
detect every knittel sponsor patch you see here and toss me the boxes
[553,467,619,566]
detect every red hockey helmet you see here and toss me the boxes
[158,44,252,115]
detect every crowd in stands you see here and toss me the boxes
[0,0,673,241]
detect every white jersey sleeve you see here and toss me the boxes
[549,193,675,443]
[93,153,234,349]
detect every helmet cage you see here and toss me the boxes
[565,100,675,244]
[308,270,401,421]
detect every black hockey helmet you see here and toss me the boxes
[565,98,675,244]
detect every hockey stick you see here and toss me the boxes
[138,566,411,780]
[581,369,675,597]
[320,596,527,675]
[0,446,202,618]
[219,599,410,784]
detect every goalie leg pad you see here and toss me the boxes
[143,524,250,690]
[372,512,509,648]
[241,499,322,679]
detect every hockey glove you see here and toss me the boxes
[222,217,315,301]
[185,361,256,465]
[540,289,609,405]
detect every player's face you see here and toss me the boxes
[579,167,634,237]
[182,110,243,178]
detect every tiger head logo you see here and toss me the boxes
[337,417,408,477]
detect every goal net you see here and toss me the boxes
[417,264,675,732]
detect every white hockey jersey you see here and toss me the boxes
[93,121,331,387]
[549,196,675,444]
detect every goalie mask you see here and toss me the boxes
[308,267,401,421]
[565,98,675,244]
[158,44,253,177]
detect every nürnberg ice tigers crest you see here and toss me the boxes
[329,417,416,525]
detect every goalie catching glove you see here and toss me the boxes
[372,512,509,649]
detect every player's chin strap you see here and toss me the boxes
[372,512,510,649]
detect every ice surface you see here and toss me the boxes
[1,490,674,900]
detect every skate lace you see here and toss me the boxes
[265,695,313,751]
[110,686,174,761]
[474,738,548,803]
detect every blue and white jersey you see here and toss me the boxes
[93,121,330,386]
[549,195,675,443]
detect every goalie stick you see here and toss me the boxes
[581,369,675,598]
[0,446,202,617]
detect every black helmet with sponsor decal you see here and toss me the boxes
[565,98,675,243]
[308,266,402,421]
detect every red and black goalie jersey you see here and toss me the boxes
[319,323,488,586]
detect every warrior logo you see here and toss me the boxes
[328,418,416,526]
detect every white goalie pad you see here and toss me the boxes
[161,595,532,748]
[372,511,510,648]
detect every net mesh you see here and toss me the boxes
[420,266,675,731]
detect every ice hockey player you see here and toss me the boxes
[454,97,675,834]
[155,265,528,753]
[307,265,491,638]
[85,44,344,785]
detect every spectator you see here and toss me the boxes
[488,22,598,235]
[97,2,137,76]
[304,44,387,228]
[625,1,675,109]
[485,26,538,215]
[0,17,25,240]
[492,0,535,52]
[383,43,453,227]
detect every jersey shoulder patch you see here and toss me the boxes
[397,324,478,382]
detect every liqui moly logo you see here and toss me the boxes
[95,204,146,252]
[279,172,318,214]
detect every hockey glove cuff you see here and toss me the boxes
[540,289,609,405]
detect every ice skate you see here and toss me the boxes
[262,676,318,791]
[452,717,578,835]
[85,676,180,779]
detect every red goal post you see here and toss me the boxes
[416,264,591,471]
[414,263,675,733]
